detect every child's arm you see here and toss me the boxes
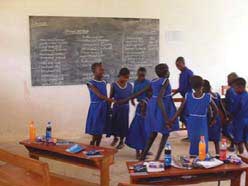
[209,99,218,126]
[87,83,114,103]
[157,80,170,128]
[168,99,186,126]
[117,85,151,105]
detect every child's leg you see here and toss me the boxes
[136,150,141,160]
[95,135,102,146]
[155,134,169,161]
[140,132,158,161]
[90,135,97,146]
[214,141,220,155]
[116,137,125,149]
[111,135,119,146]
[236,143,244,154]
[244,142,248,152]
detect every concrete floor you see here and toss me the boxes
[0,131,246,186]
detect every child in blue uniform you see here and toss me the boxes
[203,80,228,155]
[170,76,218,156]
[231,78,248,154]
[224,72,239,151]
[86,63,115,146]
[109,68,133,149]
[125,67,151,159]
[140,63,179,161]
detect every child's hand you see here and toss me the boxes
[116,98,128,105]
[107,98,115,103]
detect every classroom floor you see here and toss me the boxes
[0,131,246,186]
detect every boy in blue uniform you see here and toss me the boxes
[170,76,218,156]
[232,78,248,154]
[224,72,239,151]
[86,63,115,146]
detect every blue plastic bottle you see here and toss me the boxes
[164,143,172,168]
[45,122,52,141]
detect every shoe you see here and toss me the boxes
[116,142,125,149]
[111,138,118,146]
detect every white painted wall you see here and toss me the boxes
[1,0,248,141]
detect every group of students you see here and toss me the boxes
[85,57,248,160]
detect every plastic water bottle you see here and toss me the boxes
[220,138,227,161]
[164,143,172,168]
[45,122,52,141]
[199,136,206,161]
[29,121,36,142]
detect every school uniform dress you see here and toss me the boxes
[232,92,248,143]
[85,79,108,135]
[223,88,240,138]
[178,67,194,124]
[185,93,211,156]
[110,82,133,138]
[145,78,179,136]
[125,79,150,150]
[208,93,222,142]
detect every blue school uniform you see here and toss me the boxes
[145,78,179,136]
[208,93,222,142]
[110,82,133,138]
[223,88,240,138]
[85,79,108,135]
[232,91,248,143]
[185,92,211,156]
[126,79,150,150]
[178,67,194,97]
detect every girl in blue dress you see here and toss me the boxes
[86,63,115,146]
[140,64,179,161]
[170,76,218,156]
[109,68,133,149]
[203,80,228,155]
[125,67,151,159]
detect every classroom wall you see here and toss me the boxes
[1,0,248,141]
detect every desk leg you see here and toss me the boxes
[231,173,241,186]
[29,153,39,160]
[100,156,111,186]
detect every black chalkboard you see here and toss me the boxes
[30,16,159,86]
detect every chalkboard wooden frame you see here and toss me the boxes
[30,16,159,86]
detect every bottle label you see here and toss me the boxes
[164,155,172,167]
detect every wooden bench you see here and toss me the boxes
[0,149,99,186]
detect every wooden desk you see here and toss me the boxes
[20,139,117,186]
[126,161,248,186]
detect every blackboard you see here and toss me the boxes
[30,16,159,86]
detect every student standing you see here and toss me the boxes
[231,78,248,154]
[224,72,239,151]
[86,63,115,146]
[172,57,194,141]
[109,68,133,149]
[140,63,179,161]
[125,67,151,159]
[203,80,228,155]
[170,76,218,156]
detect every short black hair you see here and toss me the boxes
[233,77,246,88]
[176,56,185,64]
[137,67,147,73]
[91,62,102,73]
[155,63,169,78]
[203,79,211,92]
[118,67,130,77]
[190,75,203,90]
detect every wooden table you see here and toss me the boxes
[126,161,248,186]
[20,139,117,186]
